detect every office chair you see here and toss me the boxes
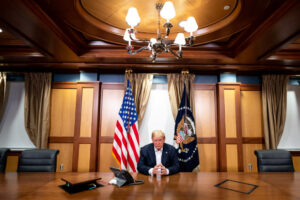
[17,149,59,172]
[0,148,9,172]
[254,149,295,172]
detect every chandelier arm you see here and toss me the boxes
[130,39,150,43]
[129,33,149,43]
[127,46,149,55]
[163,22,173,39]
[163,28,170,39]
[168,48,182,59]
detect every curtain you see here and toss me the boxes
[262,74,289,149]
[0,72,7,122]
[24,72,52,149]
[125,73,153,126]
[167,73,195,120]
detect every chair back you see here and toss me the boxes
[254,149,294,172]
[17,149,59,172]
[0,148,9,172]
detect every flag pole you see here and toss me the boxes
[182,70,189,132]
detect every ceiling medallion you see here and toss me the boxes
[123,1,198,62]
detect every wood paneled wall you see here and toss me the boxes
[48,81,299,172]
[217,84,265,172]
[49,82,99,172]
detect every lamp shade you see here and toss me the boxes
[184,17,198,33]
[174,33,186,45]
[126,7,141,27]
[160,1,176,21]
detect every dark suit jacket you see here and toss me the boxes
[137,143,179,175]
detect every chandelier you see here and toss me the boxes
[123,1,198,62]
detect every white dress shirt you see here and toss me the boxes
[148,147,169,175]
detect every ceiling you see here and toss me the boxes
[0,0,300,73]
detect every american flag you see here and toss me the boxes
[112,80,140,172]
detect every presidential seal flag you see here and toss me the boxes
[174,86,200,172]
[112,80,140,172]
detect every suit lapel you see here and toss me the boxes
[149,144,156,166]
[161,144,168,166]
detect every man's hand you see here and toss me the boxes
[153,163,168,175]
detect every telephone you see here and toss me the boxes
[110,167,144,187]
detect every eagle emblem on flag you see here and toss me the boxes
[175,115,196,153]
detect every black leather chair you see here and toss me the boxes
[17,149,59,172]
[0,148,9,172]
[254,149,295,172]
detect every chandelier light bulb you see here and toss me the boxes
[160,1,176,22]
[184,17,198,33]
[126,7,141,28]
[174,33,186,45]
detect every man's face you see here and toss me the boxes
[152,136,165,151]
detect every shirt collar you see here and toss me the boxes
[154,147,163,152]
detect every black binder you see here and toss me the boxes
[59,177,103,194]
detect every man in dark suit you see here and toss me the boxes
[137,130,179,175]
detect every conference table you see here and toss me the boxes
[0,172,299,200]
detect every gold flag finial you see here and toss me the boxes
[125,68,132,75]
[181,69,189,75]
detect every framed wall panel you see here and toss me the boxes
[99,143,119,172]
[77,144,91,172]
[98,83,124,171]
[226,144,238,172]
[243,144,263,172]
[50,88,77,137]
[224,90,237,138]
[218,83,243,172]
[198,144,217,172]
[49,143,73,172]
[100,87,124,137]
[241,90,263,138]
[194,84,218,171]
[194,88,216,138]
[240,85,264,172]
[79,88,94,137]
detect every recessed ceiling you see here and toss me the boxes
[81,0,238,34]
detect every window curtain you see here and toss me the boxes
[24,72,52,149]
[125,73,153,126]
[167,73,195,120]
[0,72,7,122]
[262,74,289,149]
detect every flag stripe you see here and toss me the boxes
[132,124,139,144]
[127,128,139,162]
[112,80,140,172]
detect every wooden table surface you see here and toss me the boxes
[0,172,300,200]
